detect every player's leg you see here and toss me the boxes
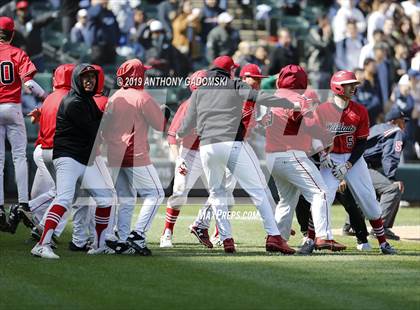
[69,205,91,251]
[6,106,31,227]
[295,196,311,235]
[335,188,370,250]
[81,161,115,253]
[229,143,294,254]
[369,169,401,240]
[346,158,397,254]
[127,165,164,255]
[0,125,8,232]
[200,142,233,252]
[31,157,81,259]
[162,149,202,247]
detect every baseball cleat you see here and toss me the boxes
[0,206,9,232]
[380,242,397,255]
[266,235,295,255]
[106,239,136,255]
[356,242,372,251]
[68,241,90,252]
[315,238,347,252]
[8,204,20,234]
[31,227,58,249]
[31,243,59,259]
[298,238,315,255]
[384,228,400,241]
[87,246,116,255]
[127,231,152,256]
[342,227,356,236]
[189,225,213,248]
[18,203,36,229]
[159,229,173,248]
[223,238,236,253]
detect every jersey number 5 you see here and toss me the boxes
[346,135,354,148]
[0,61,15,85]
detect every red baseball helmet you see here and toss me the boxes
[330,70,360,96]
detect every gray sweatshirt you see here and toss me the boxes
[178,68,295,145]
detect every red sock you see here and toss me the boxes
[370,218,387,244]
[214,225,219,237]
[95,206,111,248]
[307,217,316,240]
[163,207,180,233]
[39,205,66,245]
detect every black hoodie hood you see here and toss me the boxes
[71,64,99,97]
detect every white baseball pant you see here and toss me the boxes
[200,141,279,241]
[113,165,164,241]
[320,153,382,220]
[0,103,28,205]
[266,151,333,241]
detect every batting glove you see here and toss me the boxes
[176,157,188,176]
[319,151,334,168]
[332,161,352,181]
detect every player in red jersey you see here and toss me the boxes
[316,70,397,254]
[0,16,46,232]
[265,65,346,253]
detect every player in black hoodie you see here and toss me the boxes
[31,64,114,259]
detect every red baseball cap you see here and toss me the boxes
[16,1,29,10]
[213,55,239,72]
[0,16,14,32]
[239,64,267,79]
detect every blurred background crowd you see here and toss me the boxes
[0,0,419,198]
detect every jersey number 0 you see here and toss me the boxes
[0,61,15,85]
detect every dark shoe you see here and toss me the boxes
[69,241,90,252]
[380,242,397,255]
[8,204,21,234]
[223,238,236,253]
[127,231,152,256]
[342,226,356,236]
[106,239,136,255]
[189,225,213,248]
[298,238,315,255]
[384,228,400,241]
[0,206,9,232]
[266,235,295,254]
[315,238,346,252]
[18,203,35,229]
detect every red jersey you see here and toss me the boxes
[168,98,200,150]
[315,100,369,154]
[0,43,37,103]
[266,89,322,153]
[38,64,74,149]
[104,88,166,167]
[93,64,108,112]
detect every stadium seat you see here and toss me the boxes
[25,117,39,143]
[34,72,53,94]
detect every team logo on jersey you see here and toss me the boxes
[326,123,356,135]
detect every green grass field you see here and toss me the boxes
[1,205,419,310]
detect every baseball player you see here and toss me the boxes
[342,106,407,241]
[178,55,299,254]
[188,63,267,247]
[31,64,114,259]
[160,69,216,248]
[102,59,167,256]
[0,16,46,232]
[264,65,346,254]
[316,70,397,254]
[26,64,75,242]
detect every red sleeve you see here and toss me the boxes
[167,101,188,145]
[355,104,369,139]
[18,50,37,82]
[142,96,166,132]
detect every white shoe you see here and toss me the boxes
[210,235,222,247]
[31,243,60,259]
[160,229,173,248]
[87,246,116,255]
[356,242,372,251]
